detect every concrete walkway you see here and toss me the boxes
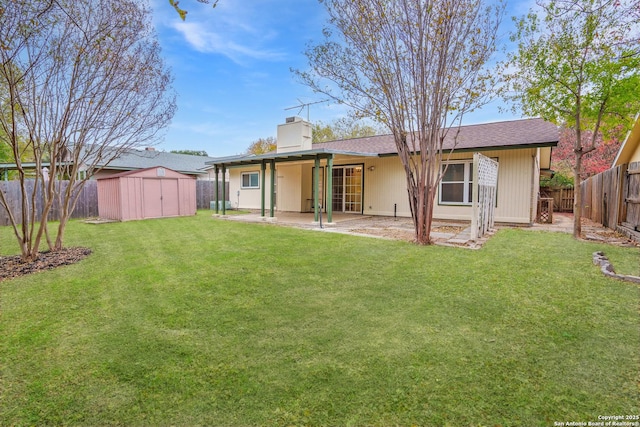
[216,211,480,247]
[214,210,636,248]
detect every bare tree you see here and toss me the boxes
[297,0,503,244]
[0,0,176,261]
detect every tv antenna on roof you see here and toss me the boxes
[284,99,330,121]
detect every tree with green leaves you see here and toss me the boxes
[312,117,379,143]
[170,149,209,156]
[0,0,175,261]
[502,0,640,238]
[246,137,277,155]
[297,0,503,244]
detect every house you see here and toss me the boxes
[207,117,559,225]
[594,113,640,237]
[612,113,640,167]
[89,147,218,180]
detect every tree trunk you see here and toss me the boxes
[573,153,583,238]
[406,173,434,245]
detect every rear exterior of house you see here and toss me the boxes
[97,166,196,221]
[212,117,558,225]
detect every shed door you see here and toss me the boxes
[143,179,163,218]
[142,178,180,218]
[161,179,180,216]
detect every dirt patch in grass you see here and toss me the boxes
[349,227,415,241]
[432,225,465,234]
[0,247,92,282]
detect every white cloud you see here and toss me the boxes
[170,21,286,63]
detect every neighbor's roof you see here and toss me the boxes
[93,148,216,175]
[207,118,558,167]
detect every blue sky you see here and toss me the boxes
[150,0,532,157]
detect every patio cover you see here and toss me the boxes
[206,148,379,223]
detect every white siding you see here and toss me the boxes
[433,149,537,224]
[362,156,411,216]
[227,148,538,223]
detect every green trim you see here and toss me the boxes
[221,165,227,215]
[314,157,320,222]
[215,166,219,214]
[269,160,275,217]
[260,161,266,217]
[327,156,333,223]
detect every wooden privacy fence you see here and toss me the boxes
[196,180,228,210]
[0,179,229,225]
[540,187,574,212]
[579,164,627,229]
[0,180,99,226]
[620,162,640,233]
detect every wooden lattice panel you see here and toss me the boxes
[537,198,553,223]
[471,153,499,240]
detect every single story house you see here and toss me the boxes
[207,116,559,225]
[89,147,218,180]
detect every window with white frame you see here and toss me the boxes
[439,160,474,205]
[241,171,260,189]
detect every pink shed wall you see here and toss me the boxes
[98,167,196,221]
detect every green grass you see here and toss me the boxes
[1,211,639,426]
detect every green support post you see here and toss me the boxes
[269,160,275,217]
[221,164,227,215]
[314,156,320,222]
[214,165,219,214]
[260,161,266,217]
[327,155,333,223]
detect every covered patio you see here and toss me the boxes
[207,148,377,224]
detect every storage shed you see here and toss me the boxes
[97,166,196,221]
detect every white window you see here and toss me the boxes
[439,160,473,205]
[241,171,259,189]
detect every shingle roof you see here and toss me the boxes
[313,118,558,155]
[96,149,216,175]
[205,118,559,167]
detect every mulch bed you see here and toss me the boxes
[0,247,92,282]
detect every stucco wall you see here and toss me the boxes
[229,167,273,210]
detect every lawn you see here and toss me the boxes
[1,211,638,426]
